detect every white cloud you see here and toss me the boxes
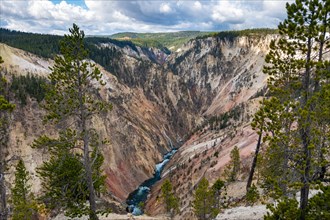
[0,0,291,35]
[193,1,202,11]
[263,0,290,18]
[211,1,245,24]
[160,3,173,14]
[27,0,53,19]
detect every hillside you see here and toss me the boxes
[109,31,212,52]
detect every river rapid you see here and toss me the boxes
[126,148,177,215]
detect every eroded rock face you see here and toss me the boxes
[143,35,275,217]
[0,33,274,206]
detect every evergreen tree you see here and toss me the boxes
[35,129,106,217]
[246,184,259,206]
[10,74,47,106]
[34,24,111,219]
[252,1,330,219]
[306,185,330,219]
[225,146,240,182]
[192,177,216,220]
[264,197,300,220]
[210,178,225,214]
[11,159,38,220]
[160,179,179,219]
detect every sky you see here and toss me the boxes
[0,0,291,35]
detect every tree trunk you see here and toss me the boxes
[77,60,98,220]
[299,168,310,220]
[203,197,206,220]
[299,126,311,220]
[81,108,98,219]
[299,28,313,220]
[84,134,98,220]
[314,12,328,183]
[246,129,262,192]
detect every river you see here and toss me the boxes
[126,148,177,215]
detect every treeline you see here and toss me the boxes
[0,28,169,61]
[0,28,62,58]
[10,74,47,106]
[0,28,168,81]
[196,28,278,41]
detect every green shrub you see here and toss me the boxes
[264,197,300,220]
[246,184,259,205]
[306,185,330,220]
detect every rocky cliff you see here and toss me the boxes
[0,32,275,212]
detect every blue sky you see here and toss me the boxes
[0,0,291,35]
[51,0,87,8]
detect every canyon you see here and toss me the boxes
[0,30,276,218]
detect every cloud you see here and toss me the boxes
[211,1,245,24]
[160,3,173,14]
[0,0,291,35]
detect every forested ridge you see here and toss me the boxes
[0,28,156,60]
[0,28,62,58]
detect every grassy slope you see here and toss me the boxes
[108,31,213,51]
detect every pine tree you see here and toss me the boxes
[192,177,216,220]
[11,159,38,220]
[252,1,330,219]
[34,24,111,219]
[306,185,330,219]
[160,179,179,219]
[210,178,225,214]
[34,130,106,217]
[264,197,300,220]
[225,146,240,182]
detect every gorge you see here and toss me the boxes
[127,148,177,215]
[0,28,276,218]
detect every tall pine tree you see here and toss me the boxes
[252,1,330,219]
[34,24,111,219]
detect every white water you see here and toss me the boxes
[132,206,143,215]
[155,159,169,173]
[127,148,178,216]
[137,186,150,196]
[163,149,177,160]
